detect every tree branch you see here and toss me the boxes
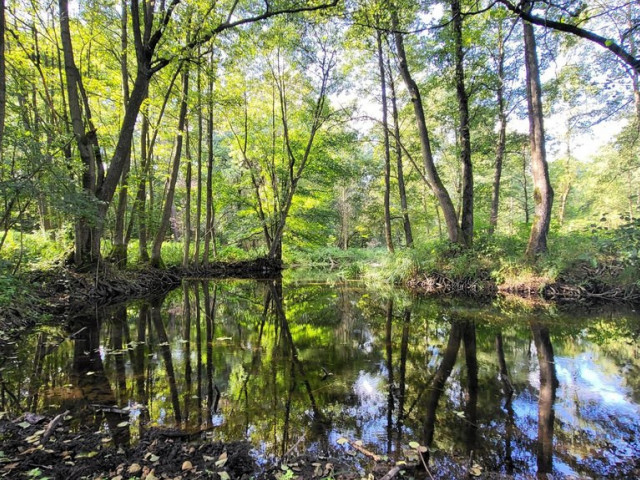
[497,0,640,74]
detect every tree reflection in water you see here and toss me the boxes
[1,279,638,477]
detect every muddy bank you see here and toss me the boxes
[0,258,281,344]
[407,270,640,305]
[0,412,421,480]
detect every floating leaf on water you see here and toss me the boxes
[408,441,420,450]
[86,371,95,376]
[417,445,428,453]
[336,437,348,445]
[354,440,363,447]
[469,463,483,476]
[116,422,129,428]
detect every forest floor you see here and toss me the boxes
[0,410,553,480]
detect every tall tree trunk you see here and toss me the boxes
[111,0,131,267]
[59,0,101,265]
[203,55,215,267]
[150,65,189,267]
[559,182,570,226]
[0,0,5,163]
[136,111,150,262]
[391,10,462,244]
[452,0,473,246]
[387,57,413,247]
[489,23,507,236]
[377,30,394,253]
[194,48,203,267]
[183,125,192,267]
[522,8,554,258]
[521,147,530,224]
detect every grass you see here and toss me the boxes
[1,219,638,312]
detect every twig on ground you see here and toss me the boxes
[40,410,70,445]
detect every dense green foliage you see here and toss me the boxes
[0,0,639,289]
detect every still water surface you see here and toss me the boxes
[2,278,639,478]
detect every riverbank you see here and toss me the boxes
[2,254,639,346]
[0,411,424,480]
[0,258,282,345]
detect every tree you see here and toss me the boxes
[391,7,463,245]
[522,3,554,257]
[376,29,394,253]
[57,0,339,267]
[497,0,640,74]
[451,0,473,245]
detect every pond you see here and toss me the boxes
[1,277,639,478]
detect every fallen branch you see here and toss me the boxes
[379,465,402,480]
[40,410,70,445]
[347,438,381,462]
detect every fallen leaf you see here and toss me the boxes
[181,460,193,471]
[408,441,420,450]
[336,437,348,445]
[215,451,228,467]
[128,463,142,474]
[145,470,159,480]
[219,472,230,480]
[116,422,129,428]
[469,463,483,477]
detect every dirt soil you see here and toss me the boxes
[0,412,380,480]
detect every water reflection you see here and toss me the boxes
[1,279,639,478]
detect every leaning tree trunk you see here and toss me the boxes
[391,10,462,244]
[522,9,554,258]
[452,0,473,246]
[377,30,394,253]
[388,56,413,247]
[150,65,189,267]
